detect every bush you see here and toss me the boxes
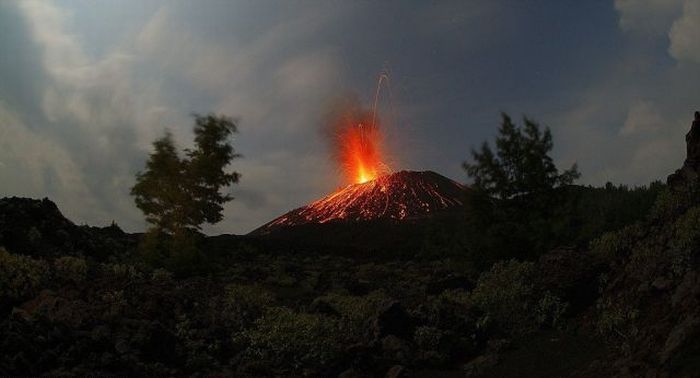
[150,268,174,282]
[222,284,275,329]
[417,289,472,332]
[589,223,644,262]
[175,314,219,371]
[671,206,700,250]
[470,259,566,335]
[241,307,344,374]
[101,290,127,318]
[103,263,143,280]
[535,292,568,328]
[596,297,639,354]
[314,290,393,343]
[414,326,443,350]
[668,205,700,276]
[0,248,49,300]
[54,256,87,284]
[649,186,698,221]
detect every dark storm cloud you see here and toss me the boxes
[0,3,49,128]
[1,1,698,234]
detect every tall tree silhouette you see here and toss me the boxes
[464,113,579,199]
[463,113,580,263]
[131,114,240,235]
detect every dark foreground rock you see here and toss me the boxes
[0,197,135,260]
[668,111,700,190]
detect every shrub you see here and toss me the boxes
[649,186,697,221]
[668,205,700,276]
[417,289,472,333]
[265,263,297,287]
[470,260,536,332]
[0,248,49,300]
[103,263,143,280]
[54,256,87,284]
[222,284,275,329]
[414,326,443,350]
[150,268,174,282]
[671,206,700,250]
[470,259,566,335]
[589,223,644,262]
[535,292,568,328]
[241,307,344,374]
[101,290,127,318]
[176,314,219,370]
[315,290,393,343]
[596,297,639,354]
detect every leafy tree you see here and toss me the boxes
[463,113,579,199]
[462,113,580,263]
[131,114,240,272]
[131,114,240,234]
[131,131,188,235]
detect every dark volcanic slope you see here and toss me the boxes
[251,170,467,235]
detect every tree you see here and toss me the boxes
[463,113,579,199]
[462,113,580,264]
[131,114,240,235]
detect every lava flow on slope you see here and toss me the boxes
[251,170,467,236]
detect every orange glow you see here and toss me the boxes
[338,120,387,184]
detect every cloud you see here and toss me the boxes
[614,0,683,35]
[620,100,665,135]
[0,101,101,221]
[2,1,349,234]
[542,1,700,187]
[550,96,686,186]
[12,1,150,228]
[669,0,700,63]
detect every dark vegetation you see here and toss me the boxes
[0,112,697,377]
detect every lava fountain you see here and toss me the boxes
[326,73,392,185]
[337,118,387,184]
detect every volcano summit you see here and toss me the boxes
[252,170,467,236]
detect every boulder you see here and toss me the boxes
[668,112,700,190]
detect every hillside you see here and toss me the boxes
[252,170,467,235]
[0,178,694,376]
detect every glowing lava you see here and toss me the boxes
[339,121,386,184]
[325,71,394,185]
[250,170,467,235]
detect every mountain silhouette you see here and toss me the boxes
[252,170,467,236]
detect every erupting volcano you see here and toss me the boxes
[251,170,467,235]
[252,74,468,237]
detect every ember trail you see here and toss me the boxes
[331,73,392,185]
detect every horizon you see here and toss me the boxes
[1,1,697,234]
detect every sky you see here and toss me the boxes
[1,0,699,234]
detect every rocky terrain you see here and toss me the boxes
[1,152,700,376]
